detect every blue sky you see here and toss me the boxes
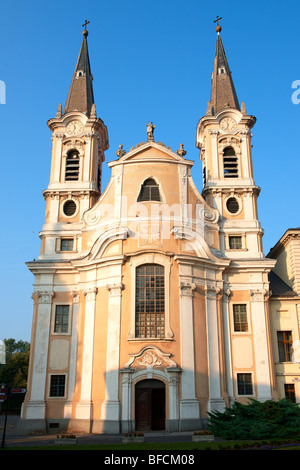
[1,0,299,341]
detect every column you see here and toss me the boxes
[76,287,97,421]
[120,369,134,433]
[64,291,79,419]
[167,369,181,432]
[26,291,53,421]
[250,289,273,401]
[205,285,226,413]
[100,283,123,433]
[179,281,200,430]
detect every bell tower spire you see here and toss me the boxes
[196,20,264,260]
[63,21,94,116]
[209,18,240,114]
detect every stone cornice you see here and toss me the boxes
[267,229,300,258]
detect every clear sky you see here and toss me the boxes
[1,0,299,342]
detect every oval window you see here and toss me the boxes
[226,197,239,214]
[63,200,77,217]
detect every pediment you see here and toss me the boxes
[108,140,194,168]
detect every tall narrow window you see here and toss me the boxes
[138,178,161,202]
[277,331,293,362]
[233,304,248,332]
[223,147,238,178]
[50,375,66,397]
[65,150,80,181]
[54,305,70,333]
[237,373,253,395]
[135,264,165,338]
[284,384,296,403]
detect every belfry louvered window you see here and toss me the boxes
[65,150,80,181]
[135,264,165,338]
[138,178,161,202]
[223,147,238,178]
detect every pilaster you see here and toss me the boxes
[76,287,97,423]
[64,290,79,419]
[99,283,124,433]
[26,291,54,421]
[205,285,226,413]
[179,281,200,429]
[250,288,273,401]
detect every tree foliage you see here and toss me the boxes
[0,338,30,388]
[208,399,300,440]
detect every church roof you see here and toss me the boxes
[268,270,297,297]
[63,28,95,117]
[209,25,240,114]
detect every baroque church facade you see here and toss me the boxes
[19,23,300,434]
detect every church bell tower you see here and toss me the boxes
[40,24,108,259]
[196,19,263,259]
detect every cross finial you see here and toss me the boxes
[214,16,222,33]
[82,20,90,36]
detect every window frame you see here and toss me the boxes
[277,330,293,362]
[49,374,66,398]
[135,264,165,339]
[236,373,254,396]
[128,253,173,341]
[60,238,74,252]
[233,304,248,332]
[223,146,239,178]
[137,177,162,202]
[65,150,80,181]
[231,301,251,335]
[284,383,296,403]
[52,303,72,335]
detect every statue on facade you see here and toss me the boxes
[146,121,155,141]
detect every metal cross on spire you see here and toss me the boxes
[82,20,90,37]
[214,16,222,33]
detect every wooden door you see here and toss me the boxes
[135,388,151,431]
[135,380,165,431]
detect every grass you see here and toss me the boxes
[3,439,300,451]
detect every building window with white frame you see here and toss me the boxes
[277,331,293,362]
[229,235,242,250]
[135,264,165,338]
[237,373,253,395]
[60,238,74,252]
[49,375,66,397]
[137,178,161,202]
[233,304,248,332]
[54,305,70,333]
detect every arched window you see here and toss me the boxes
[138,178,161,202]
[135,264,165,338]
[223,147,238,178]
[65,150,80,181]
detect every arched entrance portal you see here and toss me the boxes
[135,379,165,431]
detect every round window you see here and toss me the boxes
[63,199,77,217]
[226,197,239,214]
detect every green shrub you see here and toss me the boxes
[208,398,300,440]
